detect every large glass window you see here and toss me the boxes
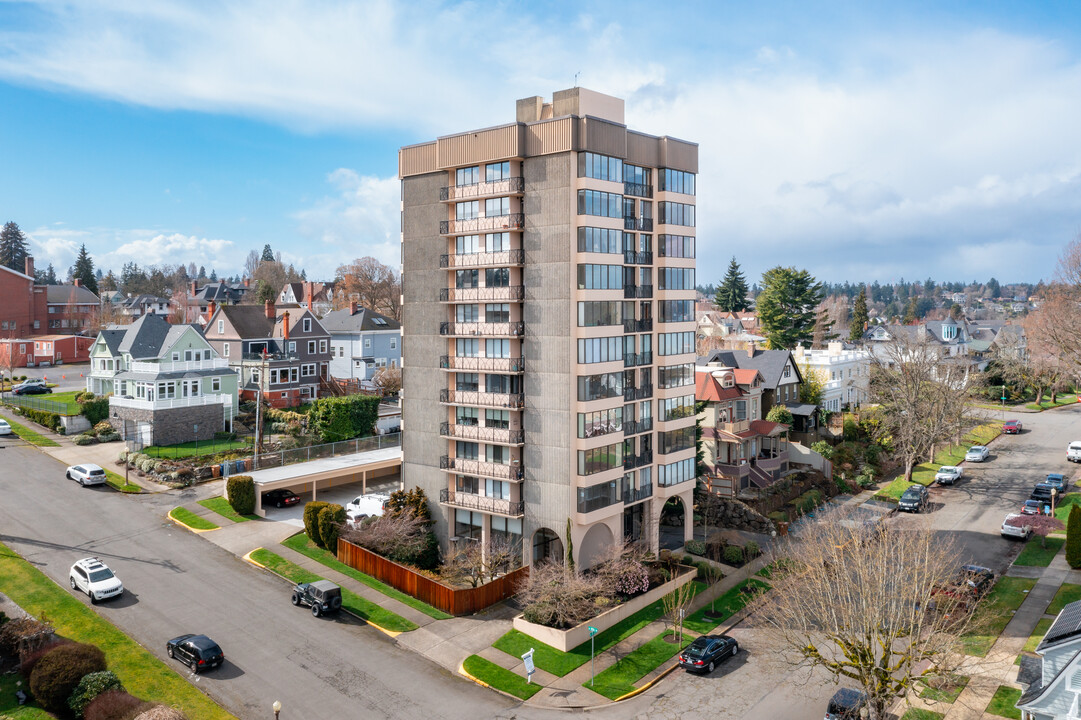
[660,395,695,421]
[486,374,520,394]
[577,371,624,402]
[456,235,480,254]
[485,303,510,322]
[577,227,623,254]
[657,458,695,487]
[577,190,623,218]
[658,201,695,227]
[578,444,624,476]
[659,426,695,454]
[658,267,696,290]
[577,301,622,327]
[485,197,510,217]
[456,373,479,391]
[658,331,695,356]
[486,339,510,358]
[577,336,622,364]
[456,441,479,460]
[660,168,696,195]
[486,409,509,428]
[456,269,478,288]
[486,161,510,182]
[456,338,479,357]
[624,164,651,187]
[486,232,509,252]
[577,264,623,290]
[577,481,619,512]
[659,300,694,323]
[456,166,480,186]
[578,406,623,439]
[485,267,510,287]
[486,446,510,466]
[454,509,483,541]
[658,363,694,389]
[456,407,478,426]
[658,234,695,258]
[456,304,479,322]
[456,201,479,220]
[577,152,623,182]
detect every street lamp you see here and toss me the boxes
[272,700,281,719]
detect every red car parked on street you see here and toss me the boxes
[1003,420,1023,434]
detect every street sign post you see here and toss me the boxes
[521,648,535,684]
[588,626,598,686]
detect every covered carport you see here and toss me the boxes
[239,446,403,517]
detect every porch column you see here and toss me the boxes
[361,469,367,495]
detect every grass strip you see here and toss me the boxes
[1013,537,1065,567]
[1047,583,1081,615]
[918,675,969,703]
[963,576,1038,656]
[877,424,1001,500]
[462,654,541,700]
[3,415,60,447]
[1053,494,1081,525]
[494,579,706,677]
[586,630,691,701]
[985,685,1022,719]
[901,710,944,720]
[281,533,451,620]
[1026,394,1079,411]
[249,548,417,632]
[169,507,219,530]
[198,497,258,523]
[145,438,252,458]
[104,468,141,493]
[683,578,769,634]
[0,540,235,719]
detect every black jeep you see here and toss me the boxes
[291,580,343,617]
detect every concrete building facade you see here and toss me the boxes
[399,88,698,568]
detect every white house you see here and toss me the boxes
[793,342,871,413]
[1016,599,1081,719]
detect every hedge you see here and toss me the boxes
[304,502,330,546]
[80,396,110,425]
[20,406,61,432]
[317,504,346,554]
[308,394,380,443]
[226,476,255,516]
[29,642,107,714]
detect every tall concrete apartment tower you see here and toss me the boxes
[399,88,698,569]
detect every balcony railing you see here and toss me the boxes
[623,181,653,199]
[439,388,525,409]
[440,176,525,202]
[439,422,524,445]
[623,482,653,504]
[439,321,524,337]
[439,488,525,517]
[623,451,653,470]
[110,393,233,412]
[623,285,654,299]
[624,217,653,232]
[439,355,524,373]
[622,417,654,435]
[440,456,524,480]
[623,384,653,401]
[622,318,653,333]
[440,249,524,269]
[130,358,229,374]
[439,285,524,303]
[240,351,300,362]
[623,352,652,368]
[623,250,653,265]
[440,213,524,236]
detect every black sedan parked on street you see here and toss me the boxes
[166,634,224,673]
[678,634,739,674]
[263,488,301,508]
[13,384,51,395]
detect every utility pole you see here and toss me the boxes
[255,350,268,454]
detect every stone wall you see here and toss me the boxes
[708,496,775,534]
[110,404,223,447]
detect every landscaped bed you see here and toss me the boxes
[462,654,541,701]
[963,576,1038,656]
[1026,394,1079,411]
[918,674,969,704]
[683,578,769,634]
[0,540,236,719]
[586,629,692,701]
[1013,536,1065,567]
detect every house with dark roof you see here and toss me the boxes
[319,301,400,382]
[698,347,814,433]
[45,283,100,332]
[120,294,170,319]
[178,280,251,324]
[87,313,239,447]
[278,281,336,317]
[204,300,332,408]
[1016,598,1081,719]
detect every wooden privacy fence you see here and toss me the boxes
[336,538,529,616]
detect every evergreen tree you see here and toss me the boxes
[261,244,275,262]
[209,268,218,281]
[0,221,30,273]
[714,257,750,312]
[902,297,918,324]
[198,265,206,279]
[1067,505,1081,569]
[756,266,824,350]
[69,244,98,294]
[986,277,1001,299]
[811,306,837,348]
[849,291,869,343]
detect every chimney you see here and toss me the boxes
[350,300,358,315]
[265,299,275,320]
[305,281,314,310]
[282,310,290,341]
[25,256,34,278]
[206,300,216,323]
[244,278,250,288]
[74,278,81,287]
[190,280,197,296]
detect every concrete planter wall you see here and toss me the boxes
[60,415,91,434]
[512,567,697,652]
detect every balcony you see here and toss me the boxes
[440,249,524,269]
[439,388,525,409]
[623,352,653,368]
[439,488,524,517]
[623,217,653,232]
[623,482,653,504]
[439,421,524,445]
[622,318,653,333]
[110,393,233,412]
[439,355,524,373]
[439,321,524,337]
[623,181,653,199]
[623,451,653,470]
[240,351,300,362]
[623,284,654,299]
[622,417,654,435]
[440,213,524,236]
[440,176,525,202]
[439,285,524,303]
[440,456,524,481]
[623,384,653,402]
[623,250,653,265]
[131,358,230,374]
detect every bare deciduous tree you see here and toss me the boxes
[373,366,402,396]
[661,579,696,643]
[518,561,611,629]
[441,535,521,588]
[334,257,402,321]
[750,513,981,720]
[340,511,427,561]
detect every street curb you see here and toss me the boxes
[167,507,220,533]
[615,660,681,701]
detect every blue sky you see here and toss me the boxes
[1,1,1080,285]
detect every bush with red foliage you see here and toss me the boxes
[20,637,74,680]
[29,642,107,714]
[84,689,154,720]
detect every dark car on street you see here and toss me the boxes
[1046,474,1068,494]
[931,565,995,612]
[677,634,739,674]
[897,484,930,513]
[1003,419,1023,434]
[13,384,51,395]
[1021,499,1043,515]
[1030,483,1056,503]
[291,580,343,617]
[825,688,867,719]
[263,488,301,508]
[166,634,224,673]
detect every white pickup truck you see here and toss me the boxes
[1069,442,1081,463]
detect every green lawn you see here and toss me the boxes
[0,668,52,718]
[985,685,1022,719]
[1027,394,1079,411]
[683,579,769,634]
[144,438,251,458]
[877,424,1002,500]
[7,390,82,415]
[198,497,259,523]
[1053,494,1081,524]
[1013,537,1065,567]
[964,577,1038,656]
[586,630,692,701]
[248,548,417,633]
[0,541,235,719]
[281,533,451,620]
[3,416,60,446]
[1047,583,1081,615]
[169,506,220,530]
[104,468,142,493]
[494,580,707,677]
[918,675,969,704]
[462,654,541,700]
[901,710,945,720]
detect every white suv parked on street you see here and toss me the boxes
[67,464,107,486]
[69,557,123,603]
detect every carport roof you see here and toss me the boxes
[247,445,402,487]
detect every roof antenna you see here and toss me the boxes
[574,71,580,88]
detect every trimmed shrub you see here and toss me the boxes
[0,616,52,662]
[1067,505,1081,569]
[74,433,98,446]
[695,561,714,580]
[97,432,121,443]
[304,501,330,546]
[76,391,95,403]
[685,539,706,556]
[723,545,745,565]
[80,396,111,425]
[29,642,107,714]
[308,394,380,442]
[21,407,61,431]
[93,420,114,434]
[226,475,255,515]
[85,689,153,720]
[317,503,346,554]
[20,638,74,679]
[213,431,236,441]
[745,540,760,558]
[69,670,123,717]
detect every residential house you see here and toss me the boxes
[204,300,332,408]
[695,364,789,497]
[319,301,400,382]
[793,342,871,413]
[1015,598,1081,719]
[0,257,104,338]
[86,313,239,447]
[178,280,251,324]
[120,294,170,319]
[0,335,94,368]
[698,347,814,433]
[45,283,100,333]
[278,281,336,317]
